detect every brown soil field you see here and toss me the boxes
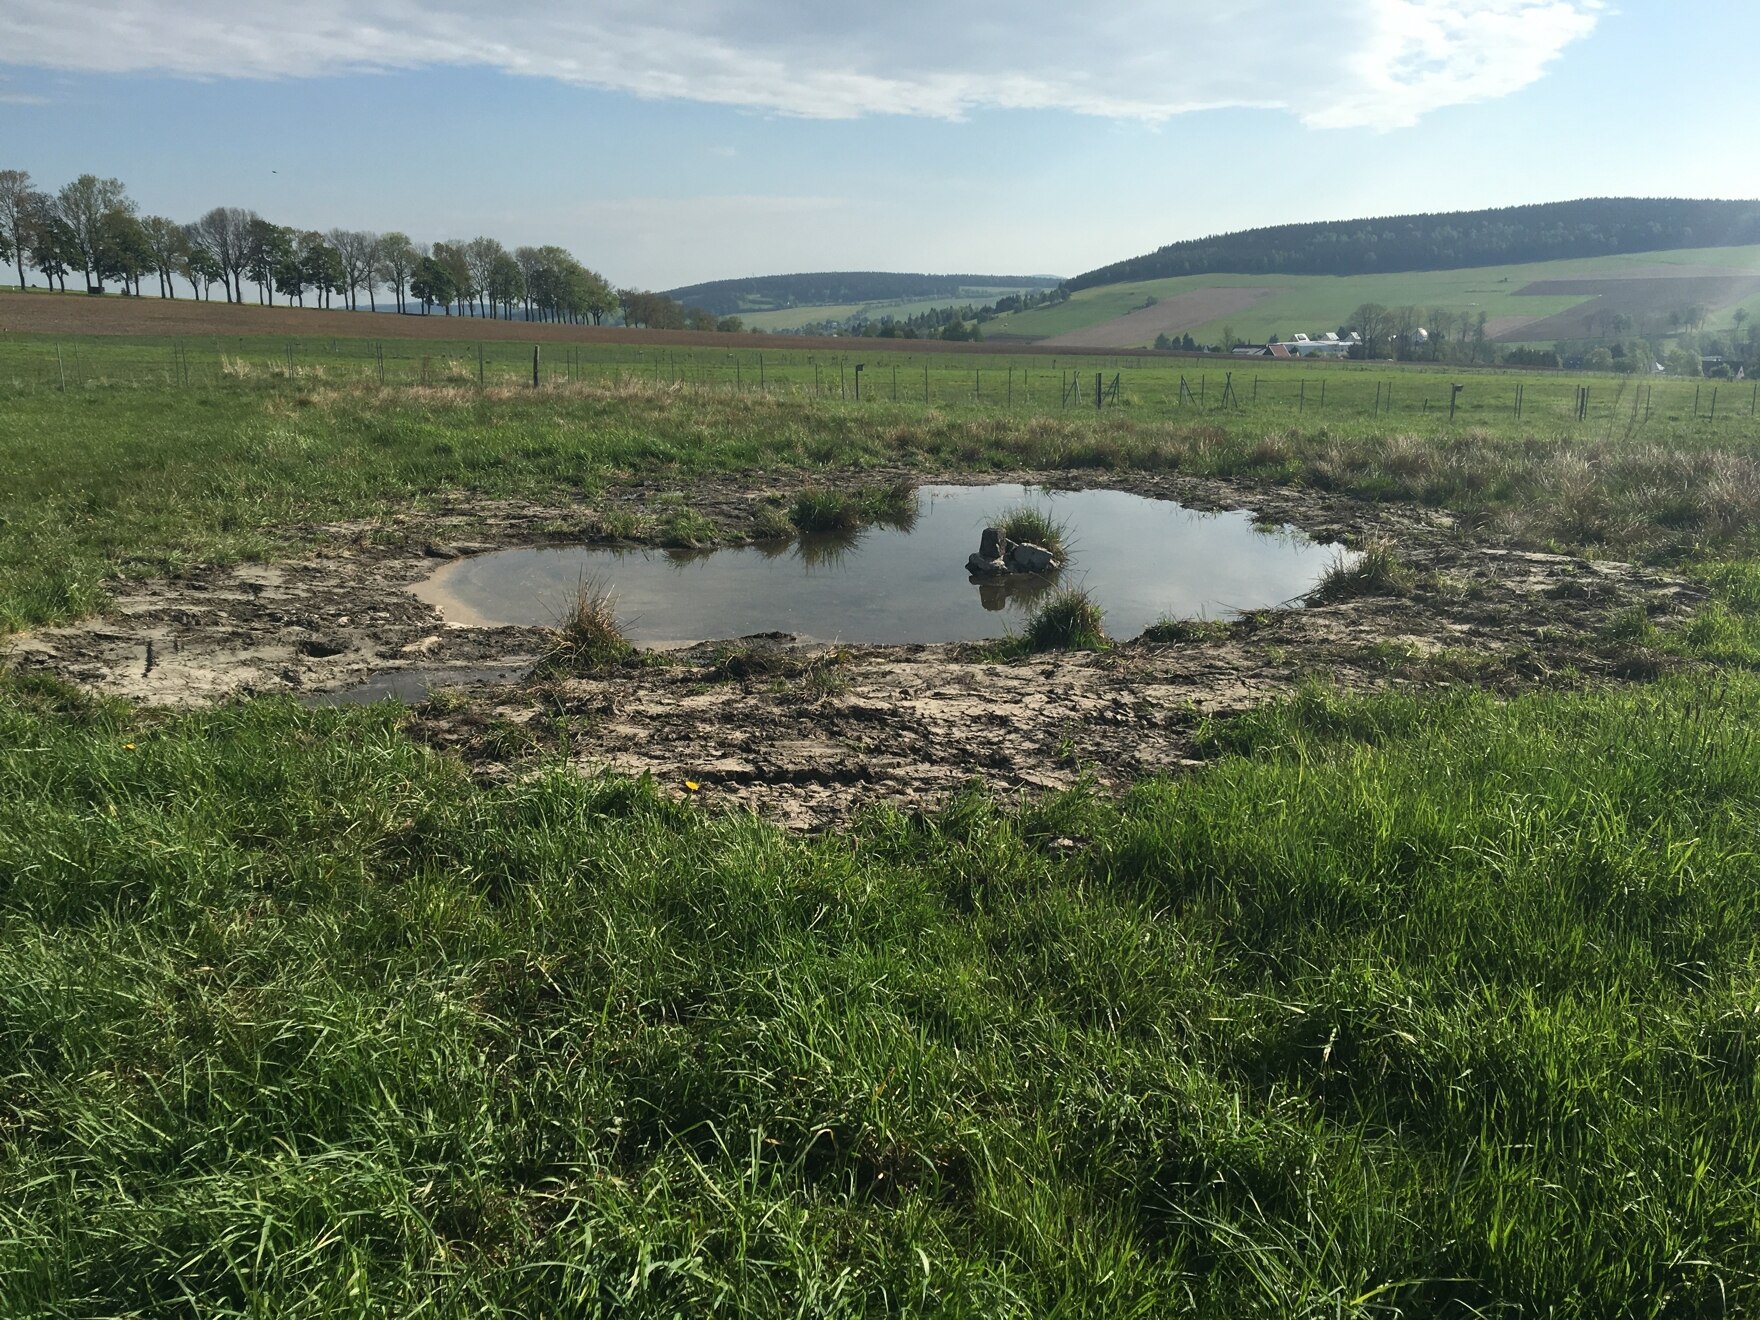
[1038,287,1280,349]
[0,289,1152,357]
[1510,275,1760,340]
[8,469,1698,831]
[1483,314,1548,342]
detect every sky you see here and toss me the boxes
[2,1,1757,291]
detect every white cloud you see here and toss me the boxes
[1,0,1603,129]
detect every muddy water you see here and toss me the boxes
[411,484,1350,645]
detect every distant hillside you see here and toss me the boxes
[1069,199,1760,291]
[664,272,1062,317]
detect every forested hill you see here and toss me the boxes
[1068,198,1760,290]
[663,271,1062,315]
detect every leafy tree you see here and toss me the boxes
[298,232,345,308]
[98,209,153,295]
[431,242,474,316]
[53,174,133,292]
[487,252,524,319]
[409,255,456,314]
[462,236,506,317]
[0,169,42,291]
[183,241,223,300]
[243,219,293,304]
[716,316,744,333]
[138,215,188,298]
[687,307,717,332]
[26,203,76,291]
[374,232,418,313]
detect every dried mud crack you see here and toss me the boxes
[5,471,1703,829]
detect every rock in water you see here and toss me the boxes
[979,526,1009,561]
[1008,542,1057,573]
[967,552,1008,576]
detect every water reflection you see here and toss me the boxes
[411,483,1352,645]
[972,571,1062,612]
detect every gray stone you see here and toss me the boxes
[979,526,1010,561]
[967,552,1008,576]
[1008,542,1057,573]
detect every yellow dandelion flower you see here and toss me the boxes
[685,780,701,792]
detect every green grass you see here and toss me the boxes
[988,243,1760,347]
[8,328,1760,1311]
[1021,587,1107,651]
[1308,538,1415,603]
[788,481,917,534]
[3,673,1759,1312]
[991,504,1070,559]
[0,343,1752,637]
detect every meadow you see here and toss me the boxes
[4,319,1760,1314]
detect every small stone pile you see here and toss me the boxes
[966,526,1059,577]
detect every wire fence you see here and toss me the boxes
[3,331,1755,432]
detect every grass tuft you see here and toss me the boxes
[1022,587,1108,651]
[1308,537,1415,603]
[789,481,917,533]
[992,504,1069,558]
[536,576,632,672]
[1139,615,1229,644]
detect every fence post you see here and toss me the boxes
[55,341,65,392]
[532,345,540,389]
[1095,372,1102,410]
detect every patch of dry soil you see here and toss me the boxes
[6,472,1701,829]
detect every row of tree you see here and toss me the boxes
[0,169,740,330]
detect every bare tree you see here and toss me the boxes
[327,228,381,311]
[190,206,257,303]
[54,174,134,292]
[0,169,40,291]
[462,236,506,318]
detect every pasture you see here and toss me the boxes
[5,308,1760,1314]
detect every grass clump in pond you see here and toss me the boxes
[1022,587,1108,651]
[994,504,1070,558]
[536,576,632,673]
[789,480,916,533]
[1308,537,1415,603]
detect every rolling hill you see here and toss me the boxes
[662,271,1061,318]
[1068,198,1760,289]
[987,245,1760,351]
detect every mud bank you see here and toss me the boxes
[7,471,1701,828]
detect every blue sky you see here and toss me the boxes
[2,2,1756,290]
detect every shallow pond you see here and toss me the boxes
[411,484,1350,646]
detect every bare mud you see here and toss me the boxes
[6,471,1702,829]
